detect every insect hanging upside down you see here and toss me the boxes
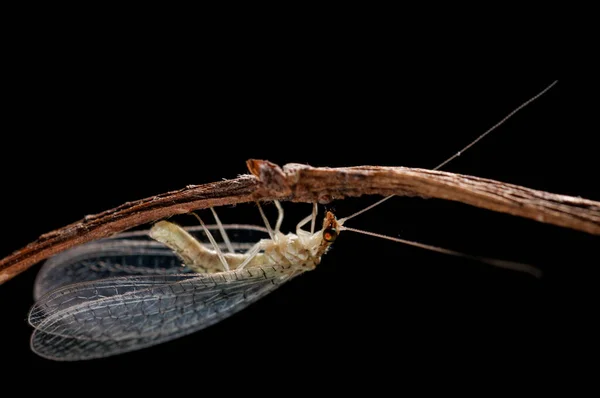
[28,202,345,361]
[29,193,543,361]
[149,204,341,274]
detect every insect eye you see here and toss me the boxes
[323,227,338,242]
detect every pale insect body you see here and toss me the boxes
[149,204,339,274]
[29,205,342,361]
[27,81,557,361]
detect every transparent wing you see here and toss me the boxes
[30,267,293,361]
[34,224,270,300]
[33,240,190,300]
[29,224,291,361]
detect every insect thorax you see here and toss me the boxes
[259,230,326,270]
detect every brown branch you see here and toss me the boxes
[1,159,599,285]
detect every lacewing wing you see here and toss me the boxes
[29,224,304,361]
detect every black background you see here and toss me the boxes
[1,60,597,391]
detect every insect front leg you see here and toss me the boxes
[296,202,318,234]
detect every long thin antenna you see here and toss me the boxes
[341,225,542,278]
[434,80,558,171]
[338,196,389,224]
[339,80,559,224]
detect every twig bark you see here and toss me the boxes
[1,159,599,284]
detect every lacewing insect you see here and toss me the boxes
[3,81,599,361]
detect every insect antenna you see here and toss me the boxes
[339,225,542,278]
[339,80,559,225]
[335,82,558,278]
[434,80,558,171]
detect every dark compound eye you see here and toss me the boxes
[323,227,338,242]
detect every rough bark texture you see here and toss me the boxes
[1,159,599,284]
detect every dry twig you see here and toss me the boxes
[1,159,599,284]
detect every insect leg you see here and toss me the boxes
[210,207,234,253]
[190,213,231,271]
[236,240,264,270]
[311,202,317,233]
[256,202,274,239]
[274,200,284,234]
[295,202,318,234]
